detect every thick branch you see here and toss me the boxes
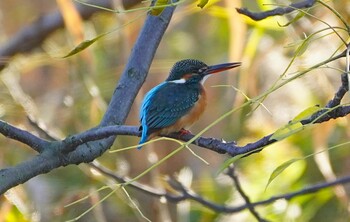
[2,103,350,165]
[0,5,177,195]
[54,104,350,156]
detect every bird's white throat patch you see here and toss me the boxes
[168,75,212,84]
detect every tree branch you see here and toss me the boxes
[1,92,348,196]
[0,120,50,153]
[226,165,268,222]
[89,160,350,214]
[0,0,113,71]
[0,4,177,195]
[2,97,350,163]
[236,0,316,21]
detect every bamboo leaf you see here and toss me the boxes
[151,0,169,16]
[216,154,245,176]
[291,105,321,123]
[278,10,306,27]
[62,36,103,58]
[271,122,304,141]
[265,158,301,191]
[197,0,209,8]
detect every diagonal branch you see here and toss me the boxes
[0,4,177,195]
[0,0,113,71]
[0,120,50,153]
[226,165,268,222]
[236,0,316,21]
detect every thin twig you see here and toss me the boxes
[27,116,59,141]
[226,165,269,222]
[0,120,50,153]
[326,73,349,108]
[89,160,350,214]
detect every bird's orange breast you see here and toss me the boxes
[154,88,207,137]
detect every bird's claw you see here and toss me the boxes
[178,128,192,136]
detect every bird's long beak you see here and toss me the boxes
[205,62,241,75]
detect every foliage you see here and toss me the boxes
[1,0,350,221]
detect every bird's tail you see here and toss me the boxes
[138,127,148,150]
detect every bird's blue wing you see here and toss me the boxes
[139,82,199,143]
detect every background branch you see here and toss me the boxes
[226,165,268,222]
[236,0,316,21]
[0,120,49,153]
[1,1,349,220]
[0,0,113,71]
[90,160,350,215]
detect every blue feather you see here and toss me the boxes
[138,83,167,149]
[138,81,200,149]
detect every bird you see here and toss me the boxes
[138,59,241,149]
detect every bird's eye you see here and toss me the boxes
[198,67,208,74]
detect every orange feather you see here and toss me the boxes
[148,87,207,139]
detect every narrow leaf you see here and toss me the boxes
[265,158,301,191]
[151,0,169,16]
[62,36,102,58]
[197,0,209,8]
[278,11,306,27]
[292,105,321,123]
[271,122,304,141]
[216,154,245,176]
[294,36,311,57]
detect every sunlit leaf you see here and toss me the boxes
[265,158,302,190]
[292,105,321,123]
[197,0,209,9]
[151,0,168,16]
[62,36,103,58]
[295,36,312,56]
[278,10,306,27]
[271,122,304,141]
[216,154,245,176]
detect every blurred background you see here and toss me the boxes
[1,0,350,221]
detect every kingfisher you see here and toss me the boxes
[138,59,241,149]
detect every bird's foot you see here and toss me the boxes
[178,128,192,136]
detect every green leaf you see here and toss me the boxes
[216,154,245,176]
[271,105,320,141]
[62,36,103,58]
[265,158,302,191]
[291,105,321,123]
[197,0,209,8]
[270,106,322,141]
[295,36,311,57]
[271,122,304,141]
[151,0,169,16]
[278,10,306,27]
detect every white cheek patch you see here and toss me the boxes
[169,78,186,84]
[201,74,211,84]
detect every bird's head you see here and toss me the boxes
[166,59,241,84]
